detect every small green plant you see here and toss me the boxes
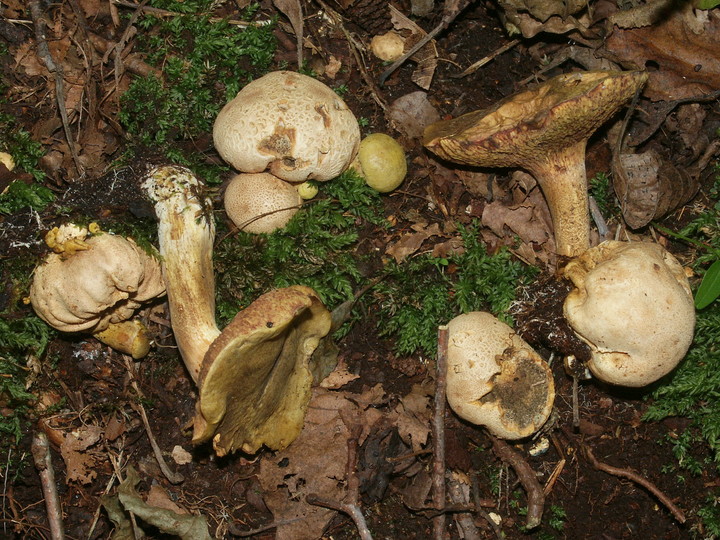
[547,504,567,531]
[697,492,720,538]
[376,225,537,356]
[119,0,277,171]
[213,170,386,324]
[0,179,54,215]
[589,171,615,218]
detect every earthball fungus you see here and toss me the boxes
[563,241,695,387]
[29,224,165,359]
[370,31,406,62]
[213,71,361,183]
[143,165,332,455]
[423,70,648,258]
[224,172,302,234]
[446,312,555,439]
[351,133,408,193]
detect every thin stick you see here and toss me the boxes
[123,356,185,484]
[306,494,373,540]
[583,446,686,523]
[471,473,503,540]
[432,325,449,539]
[28,1,83,176]
[490,436,544,529]
[31,432,65,540]
[452,39,521,78]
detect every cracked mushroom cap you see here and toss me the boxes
[192,285,332,456]
[30,226,165,334]
[446,312,555,440]
[213,71,361,182]
[563,241,695,387]
[224,172,302,234]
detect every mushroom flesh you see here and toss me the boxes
[143,165,332,455]
[563,241,695,387]
[446,311,555,439]
[29,224,165,359]
[213,71,361,183]
[423,70,648,258]
[224,172,302,234]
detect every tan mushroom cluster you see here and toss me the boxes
[446,312,554,439]
[425,70,695,389]
[29,224,165,359]
[213,71,361,233]
[143,165,332,455]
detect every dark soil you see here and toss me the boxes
[1,0,719,539]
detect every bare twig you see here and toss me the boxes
[228,517,304,537]
[31,432,65,540]
[583,445,686,523]
[28,1,84,176]
[123,356,185,484]
[379,0,472,85]
[306,494,373,540]
[432,325,449,539]
[490,436,544,529]
[452,39,521,79]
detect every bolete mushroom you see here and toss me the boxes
[213,71,361,183]
[29,224,165,359]
[423,70,648,258]
[446,311,555,439]
[351,133,408,193]
[142,165,332,455]
[224,172,302,234]
[562,241,695,387]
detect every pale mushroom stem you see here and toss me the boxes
[529,141,590,259]
[143,166,220,383]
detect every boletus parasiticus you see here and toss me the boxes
[29,223,165,359]
[446,311,555,439]
[143,165,332,455]
[423,70,648,258]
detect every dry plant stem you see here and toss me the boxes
[306,494,373,540]
[583,445,686,523]
[432,325,449,539]
[472,474,504,540]
[572,375,580,430]
[588,195,609,239]
[28,1,83,176]
[453,39,521,78]
[490,436,544,529]
[123,356,185,484]
[228,517,303,537]
[31,432,65,540]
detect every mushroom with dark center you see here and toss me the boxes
[423,70,648,258]
[143,165,332,455]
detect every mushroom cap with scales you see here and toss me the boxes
[446,311,555,439]
[563,241,695,387]
[213,71,361,183]
[423,70,648,258]
[223,172,302,234]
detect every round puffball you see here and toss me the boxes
[352,133,407,193]
[224,173,302,234]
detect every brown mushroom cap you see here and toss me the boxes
[30,228,165,334]
[224,172,302,234]
[213,71,360,182]
[446,312,555,439]
[563,241,695,387]
[192,285,332,456]
[423,70,648,258]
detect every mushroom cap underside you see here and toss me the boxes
[213,70,360,182]
[446,312,555,439]
[193,285,332,455]
[422,70,648,168]
[563,241,696,387]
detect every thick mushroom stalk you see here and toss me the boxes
[563,241,695,387]
[446,312,555,439]
[143,166,332,454]
[423,70,648,258]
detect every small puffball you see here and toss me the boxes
[296,181,319,200]
[351,133,407,193]
[224,173,302,234]
[370,32,405,62]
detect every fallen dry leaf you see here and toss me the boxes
[388,91,441,139]
[603,5,720,101]
[59,425,103,484]
[386,222,444,262]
